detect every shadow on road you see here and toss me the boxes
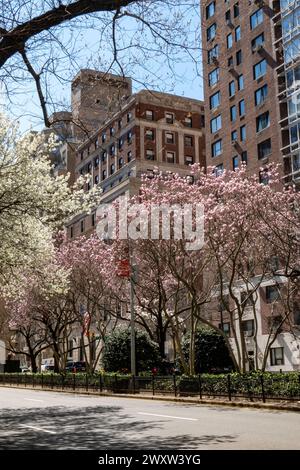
[0,404,237,450]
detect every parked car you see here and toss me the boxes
[20,366,31,373]
[65,361,86,373]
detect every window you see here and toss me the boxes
[241,291,254,307]
[236,49,242,65]
[242,319,255,337]
[166,132,174,144]
[250,8,263,30]
[229,80,235,97]
[166,151,175,163]
[212,139,222,157]
[80,220,84,233]
[146,129,154,140]
[94,174,99,185]
[258,138,272,159]
[209,68,219,86]
[256,111,270,132]
[231,130,238,141]
[206,1,215,19]
[270,347,284,366]
[252,32,264,52]
[227,33,233,49]
[91,213,95,227]
[127,130,133,143]
[146,110,154,120]
[240,125,246,141]
[214,163,224,176]
[225,10,231,22]
[185,155,194,165]
[210,114,222,133]
[228,56,233,67]
[239,99,245,116]
[238,74,244,90]
[254,59,267,79]
[80,151,83,161]
[110,163,115,175]
[184,116,193,127]
[128,150,132,162]
[230,105,237,122]
[110,127,115,137]
[255,84,268,105]
[207,23,217,41]
[184,135,193,147]
[232,155,239,170]
[259,169,269,185]
[118,119,122,129]
[235,26,241,42]
[110,144,115,156]
[70,226,73,238]
[94,156,99,167]
[266,285,280,303]
[146,149,155,160]
[210,91,220,109]
[118,137,123,150]
[220,322,230,336]
[127,111,132,122]
[234,2,239,17]
[241,151,248,164]
[208,44,219,64]
[119,157,124,167]
[102,169,107,180]
[101,151,107,162]
[166,112,174,124]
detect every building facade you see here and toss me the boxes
[67,88,205,238]
[201,0,300,370]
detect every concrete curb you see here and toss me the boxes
[1,384,300,412]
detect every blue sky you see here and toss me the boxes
[0,1,203,133]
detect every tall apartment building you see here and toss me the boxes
[67,88,205,238]
[201,0,284,179]
[201,1,300,371]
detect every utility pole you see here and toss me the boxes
[130,266,136,376]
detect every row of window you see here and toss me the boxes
[206,5,263,43]
[212,137,272,160]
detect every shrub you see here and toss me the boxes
[102,328,161,373]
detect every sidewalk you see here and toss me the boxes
[1,383,300,412]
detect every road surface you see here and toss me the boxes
[0,387,299,450]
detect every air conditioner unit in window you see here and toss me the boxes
[212,56,219,65]
[252,43,263,53]
[232,140,238,146]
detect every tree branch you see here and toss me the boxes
[0,0,135,68]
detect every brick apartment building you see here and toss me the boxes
[63,70,205,238]
[201,0,300,370]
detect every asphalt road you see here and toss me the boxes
[0,387,299,450]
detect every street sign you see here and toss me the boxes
[116,259,131,278]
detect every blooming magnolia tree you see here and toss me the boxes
[118,165,300,373]
[0,113,101,283]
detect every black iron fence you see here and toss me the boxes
[0,372,300,403]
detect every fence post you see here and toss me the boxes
[198,374,202,400]
[227,374,232,401]
[173,374,177,397]
[61,374,64,390]
[51,373,54,390]
[260,375,266,403]
[132,375,136,395]
[41,373,44,389]
[73,373,76,391]
[152,374,155,396]
[32,374,35,388]
[24,374,27,388]
[99,374,103,394]
[86,374,89,392]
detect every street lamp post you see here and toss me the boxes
[130,266,136,376]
